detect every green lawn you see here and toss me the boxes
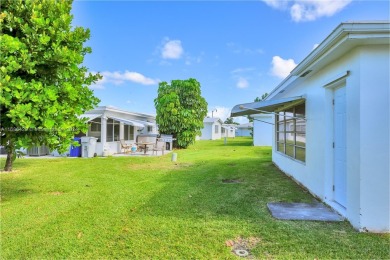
[1,137,388,259]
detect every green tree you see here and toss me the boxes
[224,117,239,125]
[0,0,100,171]
[254,92,269,102]
[154,78,207,148]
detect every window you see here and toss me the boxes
[124,125,134,141]
[88,118,101,141]
[107,118,120,142]
[147,125,153,132]
[215,125,219,134]
[276,103,306,162]
[221,127,225,134]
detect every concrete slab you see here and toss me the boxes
[267,202,343,221]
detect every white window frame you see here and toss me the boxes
[124,125,135,141]
[276,103,306,162]
[107,118,120,142]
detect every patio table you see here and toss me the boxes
[135,142,154,155]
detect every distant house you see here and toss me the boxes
[198,117,223,140]
[80,106,157,156]
[222,124,236,138]
[231,22,390,232]
[235,122,253,137]
[252,114,273,146]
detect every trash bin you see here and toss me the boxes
[81,137,97,158]
[70,137,81,157]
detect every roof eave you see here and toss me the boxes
[291,21,390,77]
[266,21,390,100]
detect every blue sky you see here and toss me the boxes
[72,0,389,123]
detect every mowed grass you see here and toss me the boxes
[1,137,388,259]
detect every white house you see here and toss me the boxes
[252,114,273,146]
[231,21,390,232]
[81,106,157,156]
[198,117,223,140]
[235,123,253,137]
[222,124,236,138]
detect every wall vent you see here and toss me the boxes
[300,70,312,77]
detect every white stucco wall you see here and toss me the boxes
[200,124,213,140]
[358,45,390,232]
[253,114,273,146]
[200,122,222,140]
[270,45,390,232]
[222,125,236,138]
[213,123,222,140]
[226,129,235,138]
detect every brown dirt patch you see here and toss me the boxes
[48,191,64,196]
[222,179,242,184]
[226,236,262,258]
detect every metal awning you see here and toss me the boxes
[231,96,305,117]
[80,114,102,122]
[108,116,145,127]
[129,119,154,126]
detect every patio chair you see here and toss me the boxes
[120,139,131,154]
[152,140,165,155]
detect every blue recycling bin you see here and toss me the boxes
[70,137,81,157]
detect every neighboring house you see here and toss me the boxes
[222,124,236,138]
[198,117,223,140]
[81,106,157,156]
[231,22,390,232]
[235,123,253,137]
[252,114,273,146]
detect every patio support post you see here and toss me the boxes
[120,122,124,140]
[101,116,107,145]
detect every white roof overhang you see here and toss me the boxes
[291,22,390,77]
[267,22,390,100]
[232,22,389,118]
[231,96,305,117]
[80,114,102,122]
[108,116,145,127]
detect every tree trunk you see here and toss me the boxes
[4,150,13,172]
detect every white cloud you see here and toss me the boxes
[237,77,249,89]
[161,39,183,59]
[262,0,352,22]
[231,67,257,89]
[92,70,160,88]
[122,71,159,85]
[262,0,289,10]
[271,56,297,79]
[89,83,105,90]
[185,53,203,65]
[207,106,231,122]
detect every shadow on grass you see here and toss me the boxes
[196,137,254,148]
[135,157,315,221]
[0,159,44,200]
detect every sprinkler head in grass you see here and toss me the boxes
[234,249,249,257]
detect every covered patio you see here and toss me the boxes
[80,106,158,156]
